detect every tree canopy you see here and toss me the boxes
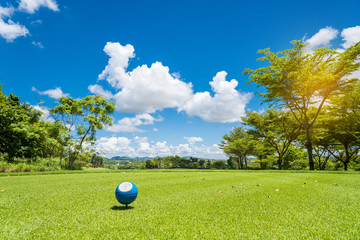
[244,40,360,170]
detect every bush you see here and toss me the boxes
[323,160,334,170]
[354,164,360,171]
[212,160,227,169]
[0,157,64,172]
[289,158,308,170]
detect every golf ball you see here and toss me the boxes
[115,181,138,205]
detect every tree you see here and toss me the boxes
[212,160,227,169]
[227,156,237,169]
[320,86,360,170]
[251,140,274,169]
[244,41,360,170]
[50,95,115,170]
[242,109,300,170]
[312,135,332,170]
[0,88,44,161]
[219,127,255,169]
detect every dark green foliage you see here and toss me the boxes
[211,160,227,169]
[0,88,44,161]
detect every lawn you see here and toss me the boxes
[1,170,359,239]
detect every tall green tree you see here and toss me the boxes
[242,109,300,169]
[244,40,360,170]
[50,95,115,170]
[219,127,255,169]
[0,87,44,161]
[321,84,360,170]
[251,140,274,169]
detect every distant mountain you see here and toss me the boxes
[109,156,153,161]
[105,156,224,161]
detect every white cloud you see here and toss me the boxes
[171,72,181,79]
[97,137,135,157]
[95,42,252,123]
[88,84,114,100]
[179,71,252,123]
[106,113,163,133]
[0,5,14,18]
[96,136,226,159]
[33,105,54,122]
[32,41,44,48]
[184,136,203,145]
[31,19,42,25]
[18,0,59,14]
[304,26,339,51]
[340,26,360,80]
[341,26,360,49]
[32,86,69,99]
[98,42,193,113]
[0,0,58,42]
[0,19,28,42]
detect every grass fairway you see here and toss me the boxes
[1,170,360,239]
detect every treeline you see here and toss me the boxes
[220,40,360,171]
[105,156,241,170]
[0,85,114,171]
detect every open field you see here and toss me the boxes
[1,170,360,239]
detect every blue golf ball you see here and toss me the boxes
[115,181,138,205]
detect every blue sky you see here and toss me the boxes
[1,0,359,159]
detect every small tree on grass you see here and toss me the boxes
[219,127,255,169]
[244,41,360,170]
[242,109,300,170]
[50,95,115,170]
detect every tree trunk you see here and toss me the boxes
[277,159,282,170]
[237,156,244,169]
[305,127,315,170]
[68,146,73,170]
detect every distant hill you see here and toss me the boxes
[105,156,224,161]
[108,156,153,161]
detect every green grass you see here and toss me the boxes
[1,170,360,239]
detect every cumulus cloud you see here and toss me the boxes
[302,26,360,79]
[0,5,14,18]
[0,19,28,42]
[184,136,203,145]
[304,26,339,51]
[179,71,252,123]
[341,26,360,49]
[0,0,58,42]
[97,137,135,157]
[340,26,360,79]
[32,86,69,99]
[96,136,226,159]
[106,113,163,133]
[98,42,193,113]
[95,42,252,123]
[88,84,114,100]
[18,0,59,14]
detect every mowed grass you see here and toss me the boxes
[1,170,360,239]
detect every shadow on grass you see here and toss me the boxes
[111,205,134,211]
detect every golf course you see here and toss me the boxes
[1,170,359,239]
